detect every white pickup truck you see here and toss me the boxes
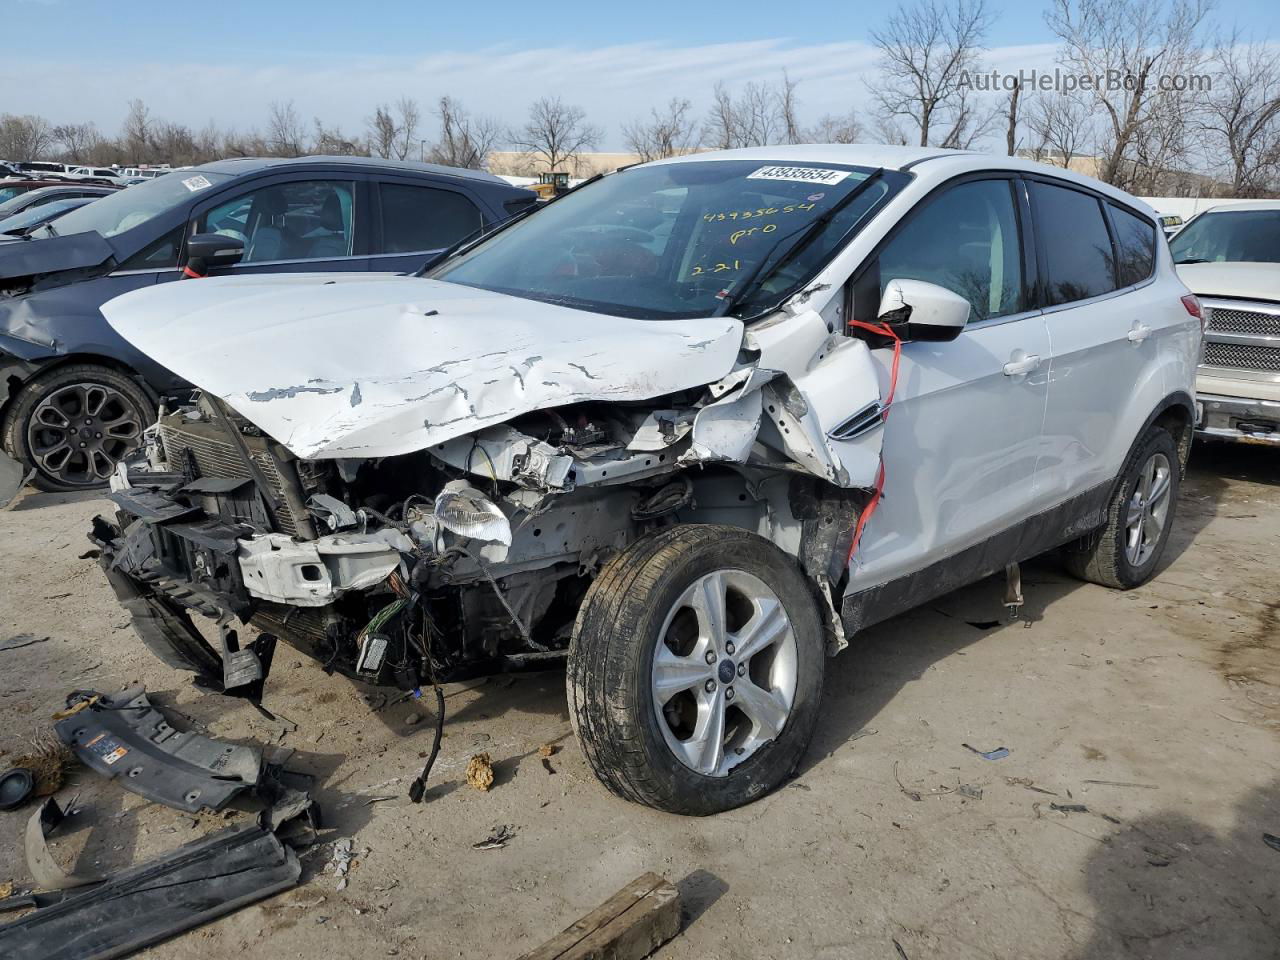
[1171,200,1280,445]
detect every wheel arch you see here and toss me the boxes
[1,352,159,435]
[1135,390,1195,476]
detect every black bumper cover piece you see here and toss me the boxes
[0,820,300,960]
[55,687,262,812]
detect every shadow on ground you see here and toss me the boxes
[1070,778,1280,958]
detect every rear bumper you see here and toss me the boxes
[1195,393,1280,445]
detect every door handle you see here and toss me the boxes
[1127,322,1152,343]
[1002,353,1042,376]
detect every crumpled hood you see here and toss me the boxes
[1176,261,1280,304]
[0,230,115,282]
[102,274,744,459]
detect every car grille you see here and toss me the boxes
[158,420,306,537]
[1205,306,1280,337]
[1202,342,1280,373]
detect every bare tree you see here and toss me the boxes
[1045,0,1213,189]
[1200,34,1280,196]
[0,114,54,161]
[702,77,800,149]
[394,97,421,162]
[1026,92,1089,166]
[313,119,365,156]
[266,100,308,156]
[804,111,865,143]
[1004,85,1021,155]
[366,104,400,160]
[429,96,502,169]
[869,0,993,146]
[364,99,421,161]
[937,84,999,148]
[122,99,152,160]
[52,122,100,162]
[622,98,700,161]
[509,96,602,174]
[779,71,802,144]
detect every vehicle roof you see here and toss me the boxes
[1197,200,1280,213]
[196,155,525,192]
[18,185,115,196]
[641,144,1157,216]
[0,178,111,189]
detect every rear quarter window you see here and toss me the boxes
[378,182,483,253]
[1108,203,1156,286]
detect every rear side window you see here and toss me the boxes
[1108,204,1156,286]
[378,183,482,253]
[876,178,1024,322]
[1031,182,1117,305]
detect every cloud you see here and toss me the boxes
[5,38,1060,148]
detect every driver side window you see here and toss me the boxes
[196,180,355,264]
[877,179,1025,322]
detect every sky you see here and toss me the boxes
[5,0,1279,150]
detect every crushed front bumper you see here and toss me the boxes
[1196,393,1280,445]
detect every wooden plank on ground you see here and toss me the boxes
[517,871,681,960]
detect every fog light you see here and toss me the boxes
[433,481,512,545]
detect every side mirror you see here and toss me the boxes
[185,232,244,273]
[877,279,969,342]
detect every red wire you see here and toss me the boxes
[844,318,902,566]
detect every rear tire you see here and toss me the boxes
[2,364,153,492]
[1063,427,1180,589]
[568,524,825,815]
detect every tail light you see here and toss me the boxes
[1181,294,1206,333]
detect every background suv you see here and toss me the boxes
[0,156,536,490]
[1170,200,1280,445]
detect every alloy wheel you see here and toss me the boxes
[1124,451,1172,567]
[27,381,145,487]
[651,569,798,777]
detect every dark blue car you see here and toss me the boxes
[0,156,535,490]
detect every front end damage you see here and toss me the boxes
[91,302,887,702]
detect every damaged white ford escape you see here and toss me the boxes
[91,146,1202,814]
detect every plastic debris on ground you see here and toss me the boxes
[329,838,354,890]
[0,769,35,810]
[473,825,515,850]
[54,687,262,813]
[962,743,1010,761]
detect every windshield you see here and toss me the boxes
[0,186,29,204]
[431,160,895,319]
[1170,209,1280,264]
[0,198,88,234]
[36,170,232,240]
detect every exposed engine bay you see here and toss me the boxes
[90,301,887,701]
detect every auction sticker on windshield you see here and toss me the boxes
[182,175,213,192]
[747,166,850,185]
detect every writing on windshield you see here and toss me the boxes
[432,160,896,319]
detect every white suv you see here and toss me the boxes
[1170,200,1280,445]
[94,145,1202,814]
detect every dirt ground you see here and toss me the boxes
[1,442,1277,960]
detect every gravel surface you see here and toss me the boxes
[0,443,1276,959]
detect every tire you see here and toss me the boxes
[1063,427,1181,589]
[2,363,154,492]
[568,524,825,815]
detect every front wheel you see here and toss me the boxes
[568,524,825,815]
[1063,426,1181,589]
[2,364,154,492]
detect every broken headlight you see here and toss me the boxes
[433,481,512,546]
